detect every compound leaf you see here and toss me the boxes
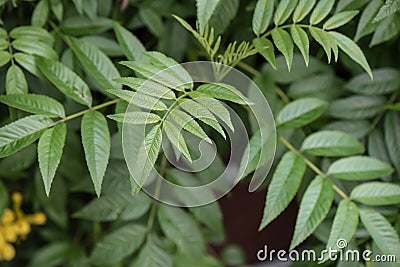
[37,56,92,107]
[290,176,334,249]
[0,94,65,118]
[0,115,53,158]
[90,224,146,265]
[271,28,294,70]
[252,0,274,35]
[277,97,328,129]
[301,130,364,157]
[38,123,67,196]
[260,152,306,230]
[81,111,110,197]
[67,36,121,90]
[327,156,394,180]
[351,182,400,206]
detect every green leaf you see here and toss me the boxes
[253,38,277,70]
[0,115,53,158]
[179,99,225,139]
[345,68,400,95]
[0,94,65,118]
[108,112,161,125]
[81,36,123,57]
[301,130,364,157]
[38,123,66,197]
[169,109,211,143]
[335,0,370,13]
[72,0,83,14]
[0,28,6,39]
[373,0,400,22]
[252,0,274,35]
[355,0,382,41]
[0,51,10,67]
[323,120,370,139]
[293,0,316,22]
[139,7,164,38]
[309,27,334,63]
[390,102,400,110]
[158,205,204,260]
[274,0,298,26]
[207,0,239,35]
[287,73,339,100]
[60,17,112,36]
[31,0,50,27]
[120,61,189,92]
[0,180,8,215]
[192,96,234,131]
[359,208,400,262]
[36,57,92,107]
[327,156,394,180]
[190,202,225,244]
[277,97,328,129]
[163,120,191,161]
[10,26,53,41]
[368,129,392,181]
[81,111,110,197]
[73,192,151,221]
[238,126,275,179]
[196,0,222,34]
[271,28,294,70]
[134,235,172,267]
[14,53,43,78]
[290,25,310,66]
[384,112,400,174]
[134,124,162,190]
[329,31,372,79]
[90,224,146,265]
[370,14,400,47]
[194,83,253,105]
[6,65,27,94]
[310,0,335,25]
[115,76,175,100]
[290,176,334,249]
[325,200,358,256]
[351,182,400,205]
[67,37,121,90]
[29,241,69,267]
[112,22,147,62]
[327,95,386,120]
[144,51,193,89]
[323,11,359,30]
[260,151,306,230]
[106,89,167,111]
[12,39,57,60]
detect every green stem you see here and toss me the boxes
[279,135,350,200]
[52,99,120,126]
[369,91,399,132]
[146,154,168,232]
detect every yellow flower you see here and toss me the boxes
[1,243,15,261]
[11,192,22,208]
[2,225,17,243]
[15,220,30,236]
[28,213,47,225]
[1,209,15,225]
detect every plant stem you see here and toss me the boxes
[369,91,399,132]
[146,154,168,232]
[279,135,350,200]
[53,99,120,126]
